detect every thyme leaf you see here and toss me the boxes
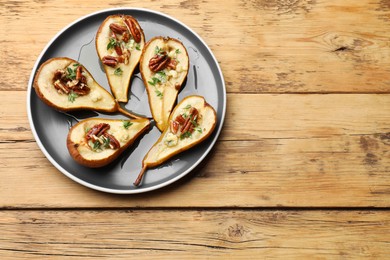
[107,37,117,50]
[154,46,163,54]
[68,91,78,103]
[114,67,123,76]
[123,120,133,129]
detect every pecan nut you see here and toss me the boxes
[54,80,70,94]
[167,59,177,70]
[103,132,120,149]
[170,107,199,138]
[122,31,130,43]
[86,123,110,140]
[76,66,82,80]
[109,23,127,34]
[181,107,199,134]
[52,66,90,96]
[124,17,141,43]
[71,86,91,96]
[85,123,120,150]
[170,120,179,134]
[102,55,118,67]
[53,69,65,81]
[149,52,170,72]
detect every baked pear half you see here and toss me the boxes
[96,14,145,102]
[140,37,189,132]
[34,57,117,113]
[134,95,217,186]
[67,118,150,168]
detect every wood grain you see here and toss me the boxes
[1,0,390,93]
[1,91,389,208]
[0,210,389,258]
[2,1,390,258]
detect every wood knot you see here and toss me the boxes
[333,46,352,52]
[228,224,246,238]
[364,153,380,166]
[359,136,379,152]
[248,0,316,15]
[376,132,390,145]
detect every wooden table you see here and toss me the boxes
[1,0,389,258]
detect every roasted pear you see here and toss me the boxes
[67,118,150,168]
[34,57,143,119]
[34,57,118,113]
[134,96,217,186]
[96,14,145,102]
[140,37,189,131]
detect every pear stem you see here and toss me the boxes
[134,165,148,187]
[116,102,143,119]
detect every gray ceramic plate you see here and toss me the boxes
[27,8,226,194]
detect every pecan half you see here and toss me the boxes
[86,123,111,142]
[175,114,186,125]
[76,66,82,80]
[122,31,130,43]
[170,120,179,134]
[80,75,87,84]
[102,55,118,67]
[149,52,170,72]
[72,86,91,96]
[54,80,70,94]
[124,17,141,43]
[86,123,108,140]
[110,32,123,56]
[167,59,177,70]
[103,132,120,149]
[117,49,131,65]
[181,107,199,134]
[109,23,127,34]
[53,69,65,81]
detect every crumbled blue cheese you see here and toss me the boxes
[168,69,178,79]
[168,50,177,59]
[164,132,178,147]
[118,130,129,142]
[90,91,102,102]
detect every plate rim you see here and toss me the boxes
[26,7,226,194]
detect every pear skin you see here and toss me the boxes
[96,14,145,103]
[140,37,189,131]
[134,95,217,186]
[67,118,150,168]
[34,57,117,113]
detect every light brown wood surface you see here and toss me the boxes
[1,210,389,258]
[1,92,390,208]
[1,0,389,258]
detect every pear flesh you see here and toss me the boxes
[134,95,217,186]
[96,15,145,103]
[67,118,150,168]
[34,57,117,112]
[140,37,189,131]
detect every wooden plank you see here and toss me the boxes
[1,0,390,93]
[1,92,389,207]
[3,92,390,141]
[0,210,389,258]
[1,135,389,208]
